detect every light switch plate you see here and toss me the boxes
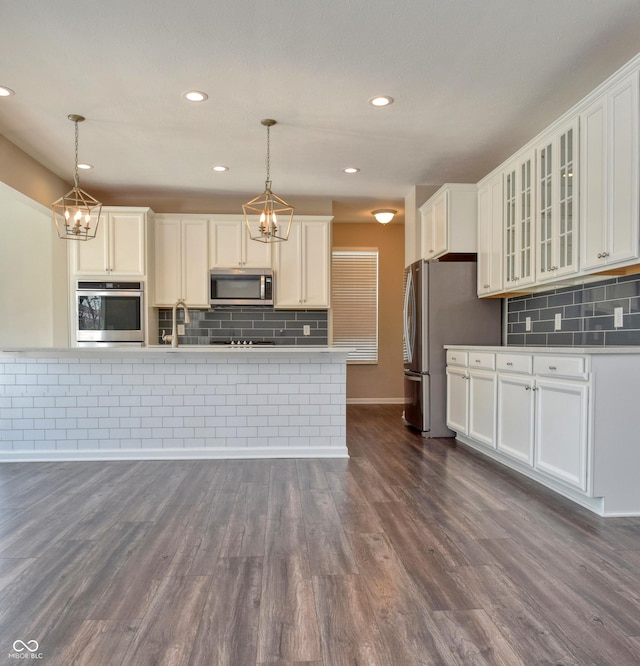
[177,324,185,335]
[525,317,532,332]
[554,313,562,331]
[614,307,624,328]
[303,325,311,336]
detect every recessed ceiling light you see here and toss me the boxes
[0,86,15,97]
[78,163,93,170]
[343,167,360,174]
[183,90,208,102]
[212,165,229,172]
[369,95,394,107]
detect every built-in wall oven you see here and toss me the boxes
[75,281,144,347]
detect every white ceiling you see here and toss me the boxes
[1,0,639,222]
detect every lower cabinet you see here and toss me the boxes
[534,378,589,491]
[468,370,497,448]
[496,374,535,465]
[446,366,469,435]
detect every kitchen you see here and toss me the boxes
[2,2,640,664]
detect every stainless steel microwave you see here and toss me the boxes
[209,268,274,306]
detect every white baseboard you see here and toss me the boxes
[346,398,405,405]
[0,446,350,463]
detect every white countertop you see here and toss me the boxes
[0,345,353,358]
[444,345,640,355]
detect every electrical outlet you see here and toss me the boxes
[525,317,532,332]
[554,313,562,331]
[303,325,311,336]
[177,324,185,335]
[614,307,624,328]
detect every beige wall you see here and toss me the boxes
[332,222,405,403]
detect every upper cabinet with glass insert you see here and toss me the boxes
[533,117,579,283]
[503,150,535,291]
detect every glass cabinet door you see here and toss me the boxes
[558,127,575,271]
[519,157,534,284]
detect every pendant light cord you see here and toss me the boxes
[73,119,80,189]
[265,124,271,188]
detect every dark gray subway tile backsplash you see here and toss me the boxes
[507,274,640,346]
[157,306,328,346]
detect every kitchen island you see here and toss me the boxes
[0,346,351,461]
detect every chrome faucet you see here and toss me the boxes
[162,299,191,347]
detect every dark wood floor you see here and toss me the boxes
[1,405,640,665]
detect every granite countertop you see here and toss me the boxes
[444,345,640,355]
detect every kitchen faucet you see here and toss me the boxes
[162,299,191,347]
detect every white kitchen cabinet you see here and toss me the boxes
[446,365,469,435]
[580,71,639,272]
[154,216,209,307]
[497,373,535,465]
[534,118,579,283]
[468,370,497,448]
[477,173,503,296]
[503,151,536,290]
[419,184,477,260]
[71,207,150,277]
[273,217,331,309]
[209,217,272,268]
[535,377,589,491]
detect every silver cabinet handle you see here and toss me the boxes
[451,356,457,361]
[548,365,557,370]
[474,359,481,363]
[506,362,513,366]
[525,385,531,391]
[550,266,558,271]
[602,251,609,258]
[483,284,490,289]
[532,386,538,391]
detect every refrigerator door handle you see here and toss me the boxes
[405,373,421,382]
[403,268,414,364]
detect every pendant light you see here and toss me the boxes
[243,119,294,243]
[51,114,102,241]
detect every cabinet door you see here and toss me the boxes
[537,120,578,282]
[534,378,589,491]
[154,218,182,306]
[73,213,109,275]
[446,367,469,435]
[181,219,209,307]
[468,370,497,448]
[504,155,534,289]
[580,73,639,271]
[432,192,447,256]
[273,223,302,307]
[477,174,503,296]
[421,205,436,259]
[109,212,145,276]
[301,221,330,307]
[497,374,535,465]
[209,220,243,267]
[243,231,273,268]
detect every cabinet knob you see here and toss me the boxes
[597,252,603,259]
[550,266,558,271]
[602,251,609,258]
[525,385,531,391]
[532,386,538,391]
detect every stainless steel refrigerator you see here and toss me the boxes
[403,260,502,437]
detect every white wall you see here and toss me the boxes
[0,182,68,346]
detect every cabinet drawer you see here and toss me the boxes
[446,350,468,367]
[469,352,495,370]
[497,353,533,374]
[533,355,588,379]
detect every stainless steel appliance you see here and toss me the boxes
[403,260,501,437]
[209,268,273,306]
[76,281,144,346]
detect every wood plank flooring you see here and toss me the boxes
[1,404,640,664]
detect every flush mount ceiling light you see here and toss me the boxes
[343,167,360,174]
[369,95,394,107]
[372,209,397,224]
[243,119,294,243]
[78,163,93,170]
[0,86,15,97]
[212,165,229,172]
[51,114,103,241]
[183,90,208,102]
